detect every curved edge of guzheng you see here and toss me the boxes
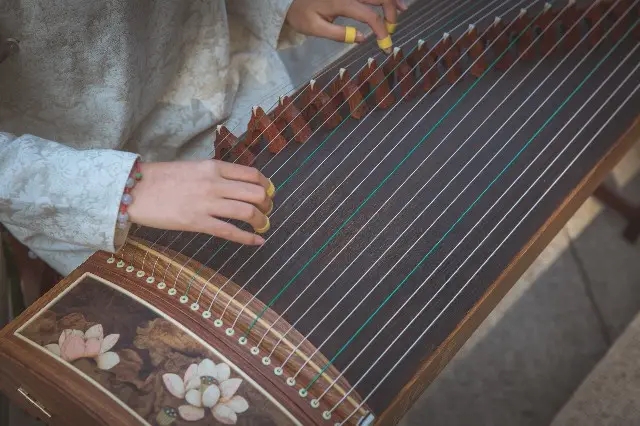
[111,237,374,425]
[374,114,640,425]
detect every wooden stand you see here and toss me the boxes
[593,184,640,243]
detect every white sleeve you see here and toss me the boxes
[0,132,139,275]
[227,0,306,50]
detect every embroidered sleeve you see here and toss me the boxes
[227,0,305,49]
[0,132,138,272]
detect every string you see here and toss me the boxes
[211,0,513,315]
[195,0,486,304]
[319,11,639,405]
[340,49,640,426]
[211,0,463,149]
[288,0,611,378]
[165,0,478,292]
[174,0,477,297]
[308,8,638,395]
[150,68,350,279]
[195,0,496,308]
[157,64,355,287]
[264,0,579,355]
[229,0,535,334]
[135,0,469,275]
[138,1,452,272]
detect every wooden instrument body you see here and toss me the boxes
[0,244,372,425]
[2,0,640,425]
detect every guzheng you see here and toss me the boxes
[1,0,639,425]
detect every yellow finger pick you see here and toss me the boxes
[377,35,393,54]
[266,179,276,198]
[266,200,274,216]
[385,20,397,34]
[255,217,271,234]
[344,26,357,44]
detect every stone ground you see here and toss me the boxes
[399,144,640,426]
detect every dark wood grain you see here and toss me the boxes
[0,267,142,425]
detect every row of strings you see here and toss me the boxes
[137,0,537,306]
[129,0,640,422]
[130,0,478,256]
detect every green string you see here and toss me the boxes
[305,16,638,391]
[245,4,553,336]
[182,2,479,295]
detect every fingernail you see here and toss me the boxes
[254,235,265,245]
[356,31,364,42]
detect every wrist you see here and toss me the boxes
[116,159,143,229]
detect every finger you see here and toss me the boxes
[308,16,366,43]
[339,0,388,41]
[217,181,271,213]
[395,0,408,12]
[208,199,269,231]
[200,217,265,246]
[358,0,398,28]
[216,160,270,190]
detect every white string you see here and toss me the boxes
[220,0,518,327]
[165,0,472,289]
[268,0,578,360]
[339,52,640,426]
[138,0,471,276]
[290,0,614,378]
[184,0,473,301]
[198,0,506,310]
[153,67,349,283]
[288,0,617,376]
[321,13,638,407]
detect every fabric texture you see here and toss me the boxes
[0,0,349,276]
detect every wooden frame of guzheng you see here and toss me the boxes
[1,116,637,426]
[1,0,640,423]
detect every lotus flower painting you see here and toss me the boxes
[17,275,296,426]
[162,359,250,424]
[44,324,121,370]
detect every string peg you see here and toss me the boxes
[357,57,395,109]
[512,7,536,61]
[560,0,582,52]
[272,95,312,144]
[383,47,418,100]
[214,125,255,166]
[584,0,608,47]
[486,15,513,71]
[247,106,287,154]
[330,68,369,119]
[406,39,439,92]
[534,2,558,56]
[300,79,343,129]
[460,24,488,78]
[433,33,462,84]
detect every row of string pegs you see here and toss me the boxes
[213,0,640,166]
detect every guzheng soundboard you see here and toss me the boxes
[1,0,639,425]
